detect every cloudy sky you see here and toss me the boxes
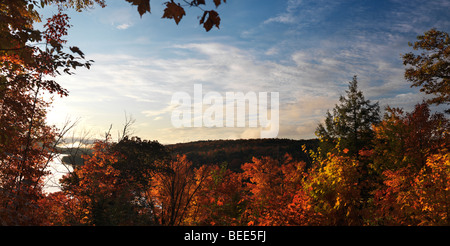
[43,0,450,144]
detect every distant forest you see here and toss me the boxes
[61,139,319,171]
[167,139,319,171]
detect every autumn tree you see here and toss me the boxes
[58,135,174,225]
[0,1,92,225]
[35,191,81,225]
[240,155,322,226]
[403,29,450,113]
[372,102,449,174]
[111,137,169,195]
[185,163,246,225]
[373,151,450,225]
[302,145,367,226]
[316,76,380,157]
[241,156,288,226]
[150,155,210,225]
[60,140,149,225]
[109,136,171,224]
[412,152,450,225]
[370,102,449,225]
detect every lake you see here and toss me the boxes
[43,154,73,193]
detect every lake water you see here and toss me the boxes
[43,154,73,193]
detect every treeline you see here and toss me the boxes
[159,138,317,171]
[60,138,319,171]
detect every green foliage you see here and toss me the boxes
[316,76,380,156]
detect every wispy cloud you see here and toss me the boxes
[263,0,340,27]
[50,39,421,143]
[43,0,450,144]
[263,0,302,24]
[116,23,132,30]
[142,104,177,119]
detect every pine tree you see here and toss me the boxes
[316,76,380,156]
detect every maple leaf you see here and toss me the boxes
[69,46,85,59]
[213,0,226,8]
[126,0,151,17]
[162,0,186,25]
[200,10,220,32]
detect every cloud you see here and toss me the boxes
[116,23,131,30]
[263,0,302,24]
[50,38,423,144]
[263,0,340,28]
[383,0,450,35]
[264,14,296,25]
[142,104,177,119]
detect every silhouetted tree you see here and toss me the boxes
[316,76,380,156]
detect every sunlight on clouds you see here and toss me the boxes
[49,39,423,144]
[34,0,449,145]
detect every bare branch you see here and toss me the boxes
[118,111,136,142]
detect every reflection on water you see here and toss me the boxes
[43,154,73,193]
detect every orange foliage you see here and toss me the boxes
[240,155,320,225]
[0,1,91,225]
[36,191,82,226]
[372,103,449,173]
[371,103,450,225]
[374,151,450,225]
[187,163,245,225]
[59,141,129,225]
[149,155,209,225]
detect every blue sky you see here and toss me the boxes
[43,0,450,144]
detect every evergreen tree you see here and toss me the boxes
[316,76,380,156]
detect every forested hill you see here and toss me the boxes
[166,138,319,171]
[60,138,319,171]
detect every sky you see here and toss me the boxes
[42,0,450,144]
